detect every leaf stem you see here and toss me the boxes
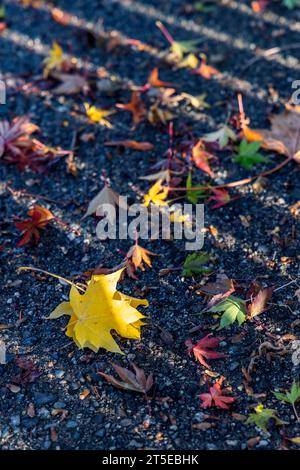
[17,266,86,292]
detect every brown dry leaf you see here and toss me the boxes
[245,106,300,162]
[248,287,273,318]
[52,72,89,95]
[105,140,154,151]
[116,91,146,126]
[295,288,300,302]
[83,185,128,219]
[232,412,247,422]
[147,104,175,126]
[247,436,261,449]
[99,363,154,395]
[198,274,234,296]
[191,422,215,430]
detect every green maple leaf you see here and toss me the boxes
[233,140,268,169]
[208,295,246,329]
[274,382,300,405]
[171,39,202,60]
[203,125,237,149]
[246,404,286,433]
[186,171,206,205]
[182,252,212,277]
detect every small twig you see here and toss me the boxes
[166,155,293,192]
[241,43,300,72]
[17,266,86,292]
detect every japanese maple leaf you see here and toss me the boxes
[192,140,214,177]
[126,243,157,271]
[243,106,300,163]
[99,362,154,395]
[43,41,64,78]
[143,179,169,207]
[84,103,114,128]
[147,67,174,88]
[116,92,146,126]
[0,117,39,159]
[15,206,54,247]
[185,334,225,369]
[193,58,219,80]
[208,188,231,209]
[199,379,237,409]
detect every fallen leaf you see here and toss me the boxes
[52,72,89,95]
[193,59,219,79]
[11,357,42,385]
[248,287,273,318]
[116,92,146,126]
[246,404,287,432]
[15,206,54,247]
[43,41,64,78]
[84,103,114,128]
[199,378,236,409]
[147,67,174,88]
[126,243,157,271]
[203,125,237,149]
[185,334,225,369]
[191,422,215,430]
[48,268,148,353]
[182,252,212,277]
[192,140,214,177]
[105,140,154,151]
[147,104,175,126]
[99,362,153,394]
[83,184,127,219]
[244,106,300,162]
[143,179,169,207]
[208,295,246,329]
[208,188,231,209]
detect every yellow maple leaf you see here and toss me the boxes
[84,103,114,128]
[143,179,169,207]
[43,41,64,78]
[48,269,148,354]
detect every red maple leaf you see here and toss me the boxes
[15,206,54,247]
[208,188,231,209]
[199,378,237,410]
[185,334,225,369]
[192,140,214,177]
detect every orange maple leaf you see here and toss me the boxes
[126,243,157,271]
[193,58,219,80]
[116,92,146,126]
[192,141,214,177]
[147,68,174,88]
